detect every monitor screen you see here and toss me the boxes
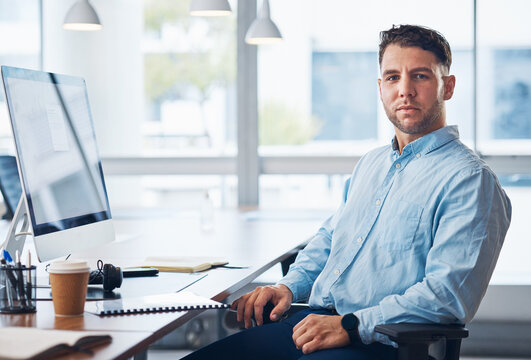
[1,66,114,261]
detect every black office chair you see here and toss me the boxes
[225,302,468,360]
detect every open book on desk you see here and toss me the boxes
[130,256,229,273]
[0,327,111,360]
[85,291,229,316]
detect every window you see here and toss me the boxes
[312,52,378,141]
[477,0,531,154]
[142,0,237,156]
[477,0,531,284]
[40,1,238,210]
[104,0,238,210]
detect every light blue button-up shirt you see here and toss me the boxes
[278,126,512,345]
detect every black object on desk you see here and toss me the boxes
[123,267,159,278]
[88,265,158,285]
[88,260,123,292]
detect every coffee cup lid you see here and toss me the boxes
[48,260,90,274]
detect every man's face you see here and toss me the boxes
[378,44,455,141]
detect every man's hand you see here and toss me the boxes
[292,314,350,354]
[231,284,293,328]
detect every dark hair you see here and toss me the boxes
[379,25,452,73]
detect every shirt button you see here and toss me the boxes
[396,163,401,169]
[376,199,381,206]
[328,305,334,310]
[334,269,340,275]
[416,153,421,158]
[357,237,363,243]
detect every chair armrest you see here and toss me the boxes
[374,323,468,343]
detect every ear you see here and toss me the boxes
[443,75,456,100]
[377,78,383,101]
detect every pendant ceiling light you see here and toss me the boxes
[63,0,102,31]
[190,0,232,17]
[245,0,282,45]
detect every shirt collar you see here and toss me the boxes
[391,125,460,156]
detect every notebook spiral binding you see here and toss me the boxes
[96,303,229,316]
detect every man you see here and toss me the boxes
[184,24,512,360]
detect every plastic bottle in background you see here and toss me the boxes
[200,191,214,232]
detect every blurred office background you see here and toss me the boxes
[0,0,530,358]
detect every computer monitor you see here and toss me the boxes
[0,66,115,261]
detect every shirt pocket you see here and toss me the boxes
[379,200,424,251]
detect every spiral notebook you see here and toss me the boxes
[84,291,228,316]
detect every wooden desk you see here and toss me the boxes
[0,209,325,359]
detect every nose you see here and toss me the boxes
[398,78,416,98]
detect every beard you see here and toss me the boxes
[384,98,444,135]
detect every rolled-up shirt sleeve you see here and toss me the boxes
[354,168,512,345]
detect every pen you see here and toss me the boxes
[27,252,31,283]
[1,248,14,308]
[2,249,21,304]
[15,250,21,268]
[15,250,28,307]
[26,252,33,304]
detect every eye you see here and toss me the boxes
[386,75,399,81]
[415,74,428,79]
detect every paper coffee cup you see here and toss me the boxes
[49,260,90,317]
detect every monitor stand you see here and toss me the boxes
[0,195,30,257]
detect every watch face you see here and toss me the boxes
[341,313,359,330]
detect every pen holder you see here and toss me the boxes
[0,265,36,313]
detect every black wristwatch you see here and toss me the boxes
[341,313,361,344]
